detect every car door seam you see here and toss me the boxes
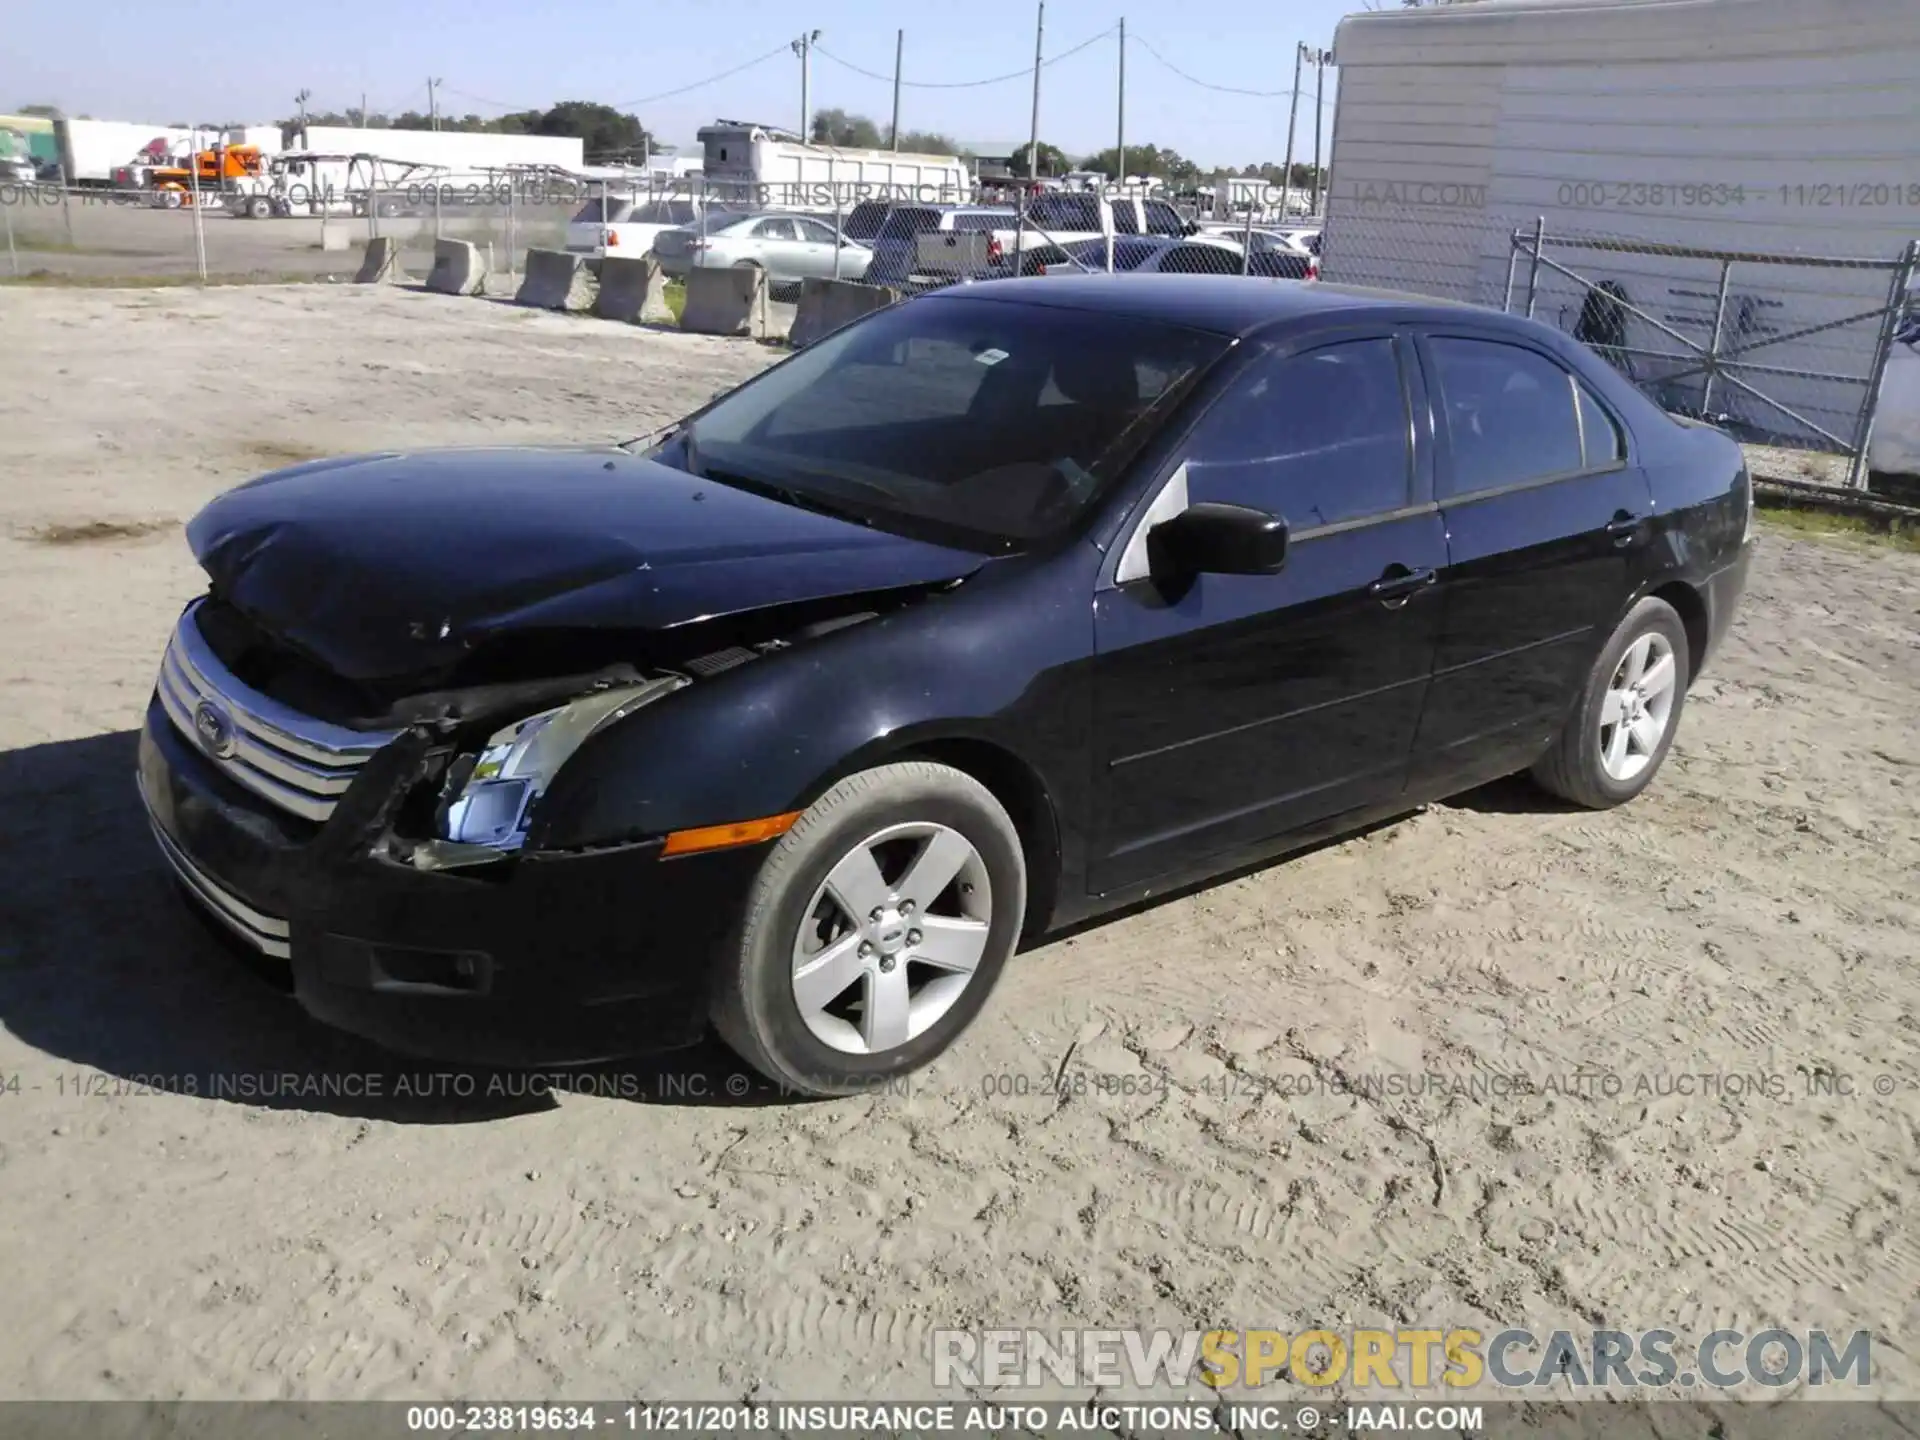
[1109,671,1433,770]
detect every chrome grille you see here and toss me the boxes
[154,601,400,824]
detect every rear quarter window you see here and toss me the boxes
[877,207,942,240]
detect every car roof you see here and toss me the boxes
[928,273,1490,336]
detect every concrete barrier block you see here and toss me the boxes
[679,265,772,339]
[592,255,674,325]
[426,238,487,296]
[790,277,900,349]
[353,235,407,284]
[516,247,597,312]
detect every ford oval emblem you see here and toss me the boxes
[193,699,239,761]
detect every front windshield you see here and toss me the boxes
[653,295,1230,550]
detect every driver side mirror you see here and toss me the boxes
[1148,502,1288,578]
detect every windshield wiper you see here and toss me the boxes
[697,465,876,528]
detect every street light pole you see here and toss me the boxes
[1115,17,1126,185]
[427,77,442,131]
[1279,44,1304,222]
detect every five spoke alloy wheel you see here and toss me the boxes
[1597,631,1678,783]
[1533,594,1691,809]
[712,761,1026,1096]
[792,822,993,1055]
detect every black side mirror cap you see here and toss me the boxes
[1148,502,1289,579]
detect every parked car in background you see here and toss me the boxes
[652,212,873,288]
[1037,233,1313,279]
[141,275,1752,1096]
[565,195,748,261]
[864,204,1016,288]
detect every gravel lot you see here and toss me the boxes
[1,284,1916,1408]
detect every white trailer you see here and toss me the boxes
[57,118,198,185]
[1321,0,1920,454]
[696,122,969,210]
[296,127,582,177]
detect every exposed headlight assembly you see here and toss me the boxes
[430,675,686,859]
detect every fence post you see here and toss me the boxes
[4,197,17,277]
[1502,228,1522,312]
[1848,237,1920,490]
[1523,215,1545,319]
[830,154,842,280]
[1700,258,1734,418]
[433,175,443,241]
[506,176,517,281]
[57,163,74,247]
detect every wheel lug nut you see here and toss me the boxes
[878,955,896,973]
[906,929,922,946]
[858,941,874,958]
[900,900,916,916]
[869,907,884,923]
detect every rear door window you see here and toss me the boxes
[1181,337,1414,528]
[1143,200,1186,236]
[877,207,941,240]
[753,218,799,241]
[1031,194,1101,232]
[844,201,892,240]
[1426,337,1585,497]
[1111,200,1140,235]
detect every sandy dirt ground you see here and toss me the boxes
[0,284,1916,1409]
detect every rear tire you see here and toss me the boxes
[1531,596,1690,809]
[712,762,1026,1098]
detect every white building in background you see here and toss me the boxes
[1321,0,1920,449]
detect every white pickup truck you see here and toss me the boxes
[884,191,1198,288]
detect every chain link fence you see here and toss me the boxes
[1319,199,1920,489]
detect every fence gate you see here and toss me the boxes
[1506,222,1919,489]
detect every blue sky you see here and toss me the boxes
[3,0,1354,167]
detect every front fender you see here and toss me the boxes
[524,549,1097,853]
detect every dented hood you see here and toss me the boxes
[187,446,986,682]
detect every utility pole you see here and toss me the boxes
[295,88,310,131]
[1278,45,1305,222]
[792,31,821,141]
[1310,47,1328,215]
[1013,0,1044,271]
[1115,17,1126,184]
[889,30,903,150]
[427,77,442,131]
[359,92,368,129]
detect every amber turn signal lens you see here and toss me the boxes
[660,811,801,857]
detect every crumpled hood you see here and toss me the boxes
[187,446,985,683]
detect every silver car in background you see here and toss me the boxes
[652,213,873,291]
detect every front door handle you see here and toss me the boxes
[1369,565,1438,608]
[1605,511,1644,547]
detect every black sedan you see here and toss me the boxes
[140,275,1753,1095]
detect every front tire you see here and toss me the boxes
[712,761,1026,1097]
[1532,595,1690,808]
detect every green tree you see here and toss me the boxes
[894,128,958,155]
[16,103,61,118]
[1008,141,1071,178]
[1080,143,1201,184]
[810,108,883,147]
[532,101,651,159]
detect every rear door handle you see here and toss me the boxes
[1369,566,1438,607]
[1606,511,1644,546]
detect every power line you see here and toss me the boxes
[439,44,792,116]
[814,25,1116,90]
[1130,33,1336,105]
